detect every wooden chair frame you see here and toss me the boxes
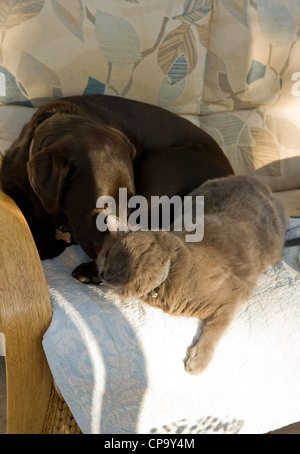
[0,184,80,434]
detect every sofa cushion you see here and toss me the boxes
[0,0,211,114]
[1,1,300,195]
[203,0,300,112]
[192,106,300,192]
[275,190,300,217]
[199,1,300,193]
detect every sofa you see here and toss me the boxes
[0,0,300,434]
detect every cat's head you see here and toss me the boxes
[97,229,171,298]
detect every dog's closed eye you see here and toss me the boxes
[93,205,108,215]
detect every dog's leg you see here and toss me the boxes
[72,261,100,284]
[185,303,237,375]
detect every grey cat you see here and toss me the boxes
[97,176,287,374]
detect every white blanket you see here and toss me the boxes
[42,218,300,434]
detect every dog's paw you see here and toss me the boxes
[184,346,211,375]
[72,261,100,284]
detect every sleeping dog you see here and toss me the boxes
[0,95,233,282]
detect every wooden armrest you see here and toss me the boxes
[0,185,53,433]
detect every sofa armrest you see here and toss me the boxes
[274,189,300,217]
[0,186,53,433]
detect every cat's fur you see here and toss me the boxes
[97,176,287,374]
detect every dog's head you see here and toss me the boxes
[27,108,136,260]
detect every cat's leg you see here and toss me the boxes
[185,303,237,375]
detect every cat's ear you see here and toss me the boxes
[106,214,129,237]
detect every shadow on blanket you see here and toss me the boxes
[42,248,148,434]
[150,415,244,434]
[42,218,300,434]
[94,298,148,434]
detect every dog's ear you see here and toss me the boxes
[108,126,136,161]
[27,145,73,213]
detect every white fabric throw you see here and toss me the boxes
[42,218,300,434]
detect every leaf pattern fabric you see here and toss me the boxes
[52,0,85,42]
[0,0,44,31]
[0,0,211,111]
[158,22,197,82]
[200,0,300,190]
[0,0,300,192]
[95,11,141,66]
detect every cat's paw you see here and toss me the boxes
[185,346,211,375]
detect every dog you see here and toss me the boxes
[0,94,233,282]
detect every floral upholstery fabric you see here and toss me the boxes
[0,0,300,193]
[0,0,210,113]
[200,0,300,192]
